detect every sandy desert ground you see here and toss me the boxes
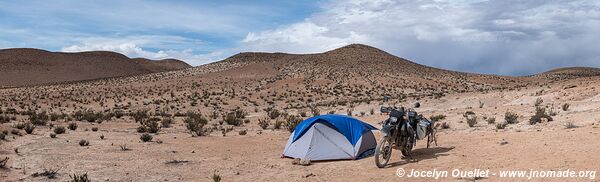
[1,45,599,181]
[1,76,599,181]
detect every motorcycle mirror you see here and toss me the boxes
[414,102,421,108]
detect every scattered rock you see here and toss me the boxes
[304,173,315,178]
[292,158,301,165]
[292,158,311,166]
[300,159,311,166]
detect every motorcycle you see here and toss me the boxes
[374,103,437,168]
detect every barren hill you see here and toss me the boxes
[211,44,532,101]
[533,67,600,81]
[0,48,191,87]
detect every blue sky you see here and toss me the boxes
[1,0,600,75]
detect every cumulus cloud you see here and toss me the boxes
[241,0,600,75]
[0,0,318,66]
[242,22,370,53]
[61,36,226,65]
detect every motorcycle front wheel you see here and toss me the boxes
[374,137,393,168]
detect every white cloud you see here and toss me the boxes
[62,43,168,60]
[61,36,226,66]
[242,22,370,53]
[241,0,600,75]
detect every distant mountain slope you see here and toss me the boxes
[0,48,191,87]
[216,44,532,97]
[533,67,600,80]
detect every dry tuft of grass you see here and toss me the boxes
[70,172,91,182]
[504,111,519,124]
[0,157,8,168]
[140,133,153,142]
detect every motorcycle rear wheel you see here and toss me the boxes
[374,137,393,168]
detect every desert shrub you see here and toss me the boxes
[70,173,90,182]
[486,117,496,124]
[268,108,280,119]
[0,132,5,140]
[131,110,149,123]
[565,122,577,129]
[72,110,84,121]
[274,119,283,130]
[73,110,103,123]
[139,117,161,133]
[0,115,9,123]
[370,108,374,115]
[529,106,553,125]
[534,98,543,106]
[299,111,307,117]
[14,122,26,129]
[11,129,20,135]
[285,115,302,133]
[100,134,104,140]
[223,112,242,126]
[346,109,353,116]
[161,117,173,128]
[79,139,89,146]
[430,115,446,122]
[140,133,152,142]
[24,123,35,134]
[562,103,570,111]
[234,108,247,119]
[50,113,60,121]
[213,171,221,182]
[137,126,147,133]
[466,116,477,127]
[221,128,231,136]
[258,117,270,129]
[504,111,519,124]
[115,110,124,119]
[238,130,247,135]
[50,133,56,138]
[463,111,477,127]
[68,122,78,130]
[478,100,484,108]
[30,111,49,126]
[548,106,557,116]
[360,111,366,116]
[184,112,209,136]
[310,106,320,116]
[496,122,508,129]
[91,127,98,132]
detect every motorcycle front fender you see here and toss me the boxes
[380,125,393,137]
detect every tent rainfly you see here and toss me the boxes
[282,114,377,161]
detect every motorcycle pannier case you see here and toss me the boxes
[416,119,431,140]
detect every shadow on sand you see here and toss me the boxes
[387,146,454,168]
[297,146,454,167]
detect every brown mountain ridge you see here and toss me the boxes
[0,48,191,87]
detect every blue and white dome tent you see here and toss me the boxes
[282,114,378,161]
